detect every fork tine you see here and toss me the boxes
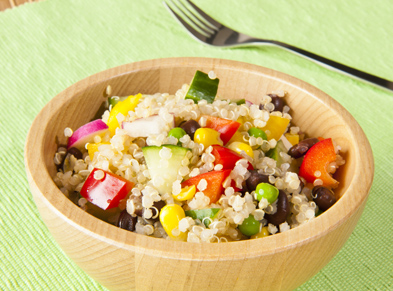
[175,0,216,35]
[183,0,221,31]
[164,0,212,38]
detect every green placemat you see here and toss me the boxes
[1,0,392,290]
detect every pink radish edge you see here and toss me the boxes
[245,100,253,106]
[67,119,108,149]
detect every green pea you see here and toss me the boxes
[239,215,260,236]
[316,209,323,217]
[255,183,279,204]
[248,127,267,140]
[168,127,187,144]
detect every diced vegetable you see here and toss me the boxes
[181,170,231,203]
[168,127,187,145]
[173,185,196,201]
[107,94,141,135]
[86,142,110,160]
[193,128,223,149]
[142,145,190,195]
[239,215,260,236]
[211,145,253,170]
[185,70,219,104]
[279,135,293,151]
[248,127,267,140]
[235,99,245,105]
[250,226,270,239]
[255,183,279,204]
[227,131,244,144]
[108,96,127,108]
[285,133,299,146]
[299,138,338,187]
[67,119,108,149]
[80,168,134,210]
[122,114,174,138]
[202,115,241,145]
[185,208,221,227]
[266,140,287,167]
[227,141,254,159]
[261,115,290,141]
[159,204,187,241]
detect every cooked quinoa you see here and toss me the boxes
[53,72,345,243]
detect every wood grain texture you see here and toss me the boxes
[25,57,374,291]
[0,0,41,11]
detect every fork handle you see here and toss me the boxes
[254,39,393,92]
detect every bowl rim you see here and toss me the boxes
[25,57,374,260]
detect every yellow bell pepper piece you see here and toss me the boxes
[284,133,299,146]
[194,128,223,149]
[227,130,244,144]
[226,117,246,144]
[159,204,187,241]
[86,142,110,160]
[261,115,290,141]
[173,185,196,201]
[107,93,142,135]
[250,226,270,239]
[227,141,254,159]
[236,116,246,125]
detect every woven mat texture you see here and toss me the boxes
[1,0,392,290]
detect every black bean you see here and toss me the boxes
[312,186,336,211]
[143,200,166,223]
[268,94,286,112]
[246,170,270,192]
[67,147,83,160]
[265,190,290,226]
[180,120,200,140]
[288,138,319,159]
[117,210,137,232]
[239,181,249,197]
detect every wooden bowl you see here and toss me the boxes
[25,57,374,291]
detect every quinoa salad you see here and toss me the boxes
[53,70,345,243]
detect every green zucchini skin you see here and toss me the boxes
[185,70,219,104]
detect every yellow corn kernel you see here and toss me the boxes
[194,128,223,149]
[159,204,187,241]
[250,226,270,239]
[285,133,299,146]
[86,142,110,160]
[261,115,290,141]
[227,130,244,144]
[107,93,142,135]
[173,185,196,201]
[227,141,254,159]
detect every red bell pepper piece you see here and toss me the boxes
[299,138,338,187]
[81,168,134,210]
[181,169,231,203]
[202,115,240,145]
[211,145,253,170]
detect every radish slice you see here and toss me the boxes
[122,114,175,137]
[245,100,253,106]
[67,120,108,149]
